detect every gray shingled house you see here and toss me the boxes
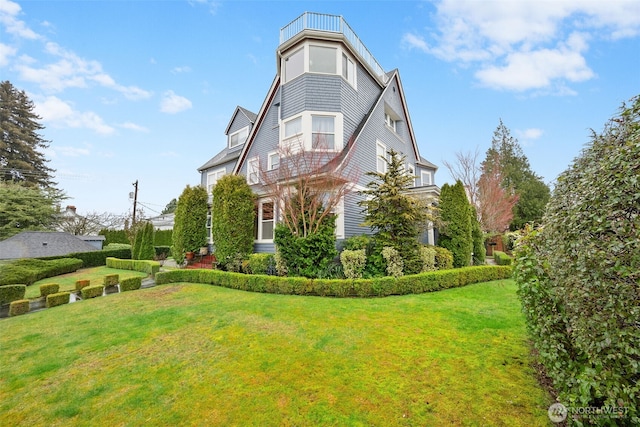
[198,12,440,253]
[0,231,101,260]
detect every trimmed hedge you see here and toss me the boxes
[40,247,131,268]
[154,246,171,259]
[0,284,26,305]
[9,299,30,316]
[247,253,274,275]
[0,258,83,286]
[103,274,119,287]
[105,257,159,276]
[493,251,513,266]
[120,276,142,292]
[40,283,60,297]
[75,280,91,292]
[155,265,513,298]
[81,285,104,299]
[46,292,70,308]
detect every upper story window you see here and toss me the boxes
[309,46,337,74]
[385,113,397,132]
[268,151,280,171]
[207,168,226,194]
[421,170,433,186]
[229,126,249,149]
[407,164,416,186]
[311,115,335,150]
[247,157,259,185]
[282,116,303,153]
[284,48,304,83]
[282,43,356,88]
[376,142,387,173]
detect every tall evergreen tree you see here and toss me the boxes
[172,185,208,264]
[0,181,58,240]
[359,149,430,275]
[0,81,56,189]
[438,180,473,268]
[482,120,550,230]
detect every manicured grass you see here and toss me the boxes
[0,280,551,426]
[25,267,148,299]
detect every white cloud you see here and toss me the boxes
[189,0,220,15]
[55,145,91,157]
[517,128,544,140]
[35,95,115,135]
[0,0,41,40]
[120,122,149,133]
[160,90,192,114]
[171,66,191,74]
[404,0,640,93]
[0,42,16,67]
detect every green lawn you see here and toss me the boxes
[25,266,148,299]
[0,279,551,426]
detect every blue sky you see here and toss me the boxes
[1,0,639,217]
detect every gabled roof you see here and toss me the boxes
[197,146,242,172]
[0,231,100,260]
[224,105,257,135]
[418,156,438,170]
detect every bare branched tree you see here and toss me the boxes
[477,153,519,233]
[442,148,481,208]
[57,210,127,235]
[258,134,359,237]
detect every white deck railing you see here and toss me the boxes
[280,12,387,83]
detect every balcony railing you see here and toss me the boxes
[280,12,388,83]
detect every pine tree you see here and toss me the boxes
[0,81,56,189]
[438,180,473,268]
[359,149,430,275]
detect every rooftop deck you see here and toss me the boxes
[280,12,388,83]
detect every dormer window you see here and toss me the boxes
[385,113,397,133]
[229,126,249,149]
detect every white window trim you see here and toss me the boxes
[341,52,357,89]
[255,199,275,243]
[267,151,280,171]
[228,126,249,149]
[334,197,345,239]
[247,157,260,185]
[421,170,433,186]
[281,111,343,152]
[376,141,387,173]
[207,168,226,194]
[407,164,416,187]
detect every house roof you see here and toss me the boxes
[418,156,438,170]
[224,105,257,135]
[0,231,100,260]
[197,146,242,172]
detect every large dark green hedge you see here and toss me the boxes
[0,284,26,305]
[99,229,129,245]
[514,96,640,425]
[0,258,83,286]
[105,257,159,276]
[155,265,512,298]
[438,181,473,268]
[39,247,131,268]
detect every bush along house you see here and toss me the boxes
[198,12,440,253]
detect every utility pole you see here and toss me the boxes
[132,180,139,224]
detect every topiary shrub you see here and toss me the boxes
[75,280,91,292]
[106,257,160,276]
[9,299,30,316]
[39,283,60,298]
[0,258,83,286]
[103,274,119,287]
[340,249,366,279]
[0,284,26,305]
[514,96,640,425]
[81,285,104,299]
[433,246,453,270]
[493,251,513,266]
[46,292,70,308]
[438,181,473,268]
[172,185,208,265]
[120,277,142,292]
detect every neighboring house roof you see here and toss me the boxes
[77,235,106,242]
[198,146,242,172]
[148,213,175,230]
[224,105,257,135]
[0,231,100,260]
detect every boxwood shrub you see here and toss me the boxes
[155,265,512,298]
[493,251,513,266]
[0,284,27,305]
[105,257,159,276]
[46,292,70,308]
[39,283,60,298]
[9,299,30,316]
[40,247,131,268]
[103,274,119,287]
[120,276,142,292]
[81,285,104,299]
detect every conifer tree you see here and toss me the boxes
[438,180,473,268]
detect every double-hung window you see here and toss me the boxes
[376,142,387,173]
[255,200,274,241]
[284,48,304,83]
[207,168,226,194]
[247,157,259,185]
[407,164,416,186]
[267,151,280,171]
[229,127,248,149]
[342,53,356,87]
[312,116,335,150]
[421,170,433,186]
[282,116,303,153]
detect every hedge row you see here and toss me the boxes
[0,284,26,305]
[39,283,60,297]
[493,251,513,266]
[40,247,131,268]
[9,299,30,316]
[81,285,104,299]
[120,277,142,292]
[155,265,513,297]
[0,258,83,286]
[46,292,70,308]
[105,257,160,276]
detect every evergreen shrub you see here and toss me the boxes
[0,284,26,305]
[39,283,59,297]
[46,292,70,308]
[81,285,104,299]
[9,299,29,316]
